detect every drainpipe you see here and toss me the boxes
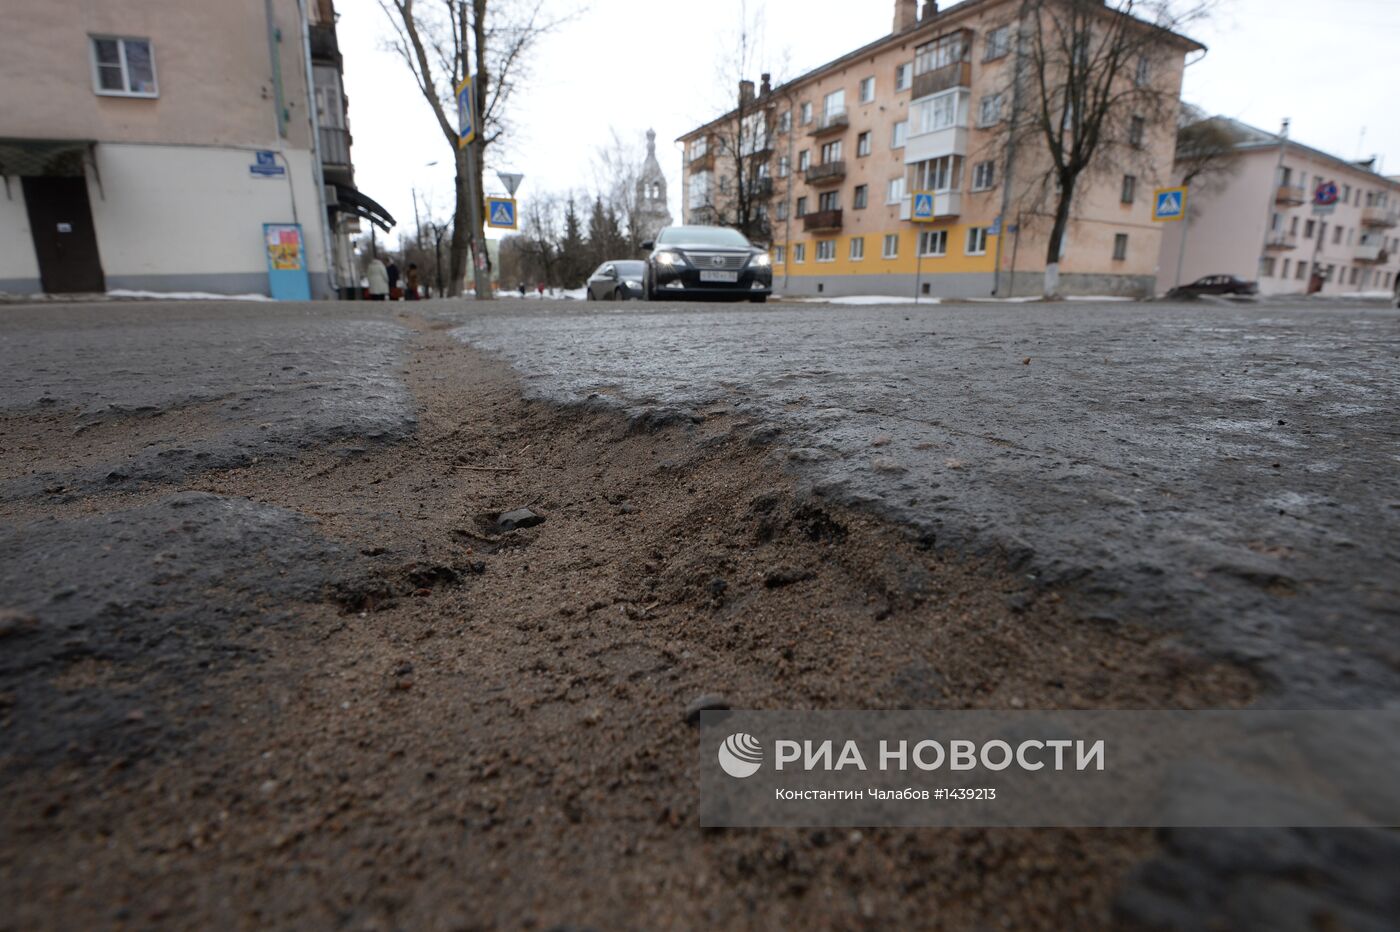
[1257,118,1290,292]
[296,0,339,297]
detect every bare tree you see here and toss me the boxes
[377,0,562,296]
[591,129,645,252]
[1000,0,1212,295]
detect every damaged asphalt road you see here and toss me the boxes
[449,298,1400,707]
[0,297,1397,929]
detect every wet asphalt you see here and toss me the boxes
[3,296,1397,715]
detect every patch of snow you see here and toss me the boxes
[796,295,937,305]
[1063,295,1138,303]
[965,296,1043,304]
[107,289,272,302]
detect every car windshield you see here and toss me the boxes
[615,261,645,277]
[657,226,752,249]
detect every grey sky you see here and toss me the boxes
[335,0,1400,245]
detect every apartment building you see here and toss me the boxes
[678,0,1200,298]
[1159,118,1400,297]
[0,0,391,298]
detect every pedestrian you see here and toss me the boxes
[537,281,545,297]
[405,263,420,301]
[366,254,389,301]
[386,259,401,300]
[518,281,526,297]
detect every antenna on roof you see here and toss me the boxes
[1356,125,1367,159]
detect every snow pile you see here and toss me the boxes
[107,289,272,302]
[796,295,937,306]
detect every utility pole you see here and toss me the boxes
[412,187,423,250]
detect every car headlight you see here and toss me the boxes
[653,250,685,267]
[625,279,643,288]
[749,253,772,268]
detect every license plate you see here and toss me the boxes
[699,270,739,283]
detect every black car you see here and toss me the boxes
[1165,274,1259,299]
[641,225,772,302]
[585,260,647,300]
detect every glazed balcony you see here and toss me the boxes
[802,209,843,232]
[748,177,774,199]
[1355,242,1388,263]
[1362,206,1398,228]
[912,60,972,99]
[1264,230,1298,250]
[805,160,847,186]
[898,191,962,220]
[1274,184,1306,206]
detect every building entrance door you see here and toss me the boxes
[22,176,105,293]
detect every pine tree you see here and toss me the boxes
[559,197,587,286]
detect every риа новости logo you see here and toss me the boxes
[717,733,763,778]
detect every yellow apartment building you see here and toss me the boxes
[678,0,1203,299]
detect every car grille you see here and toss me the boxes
[686,252,749,270]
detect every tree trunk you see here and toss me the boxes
[449,147,471,297]
[1043,176,1076,298]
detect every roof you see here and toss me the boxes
[1193,115,1400,187]
[677,0,1207,143]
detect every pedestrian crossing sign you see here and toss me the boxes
[1153,186,1187,222]
[486,196,518,230]
[912,191,936,222]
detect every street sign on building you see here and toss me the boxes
[486,197,517,230]
[250,150,286,177]
[911,191,936,222]
[1152,187,1187,222]
[456,77,476,149]
[1313,180,1339,215]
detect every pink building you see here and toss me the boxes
[1159,117,1400,297]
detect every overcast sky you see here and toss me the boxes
[335,0,1400,244]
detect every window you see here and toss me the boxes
[1281,258,1291,278]
[823,89,846,121]
[1261,256,1276,277]
[892,120,908,149]
[1113,233,1129,261]
[895,62,912,91]
[774,246,786,265]
[850,237,865,261]
[1333,225,1343,245]
[1305,219,1315,238]
[775,200,789,221]
[689,136,709,161]
[910,155,962,192]
[778,110,792,133]
[860,76,876,103]
[777,156,790,178]
[798,149,811,171]
[821,140,842,163]
[1129,116,1145,148]
[687,170,713,207]
[91,36,158,97]
[1134,55,1150,87]
[883,234,899,259]
[1296,262,1309,280]
[1343,184,1351,202]
[1290,216,1299,234]
[887,176,907,204]
[1121,175,1137,204]
[913,90,965,135]
[801,102,813,125]
[817,240,836,262]
[914,33,967,75]
[919,229,948,256]
[984,25,1011,61]
[966,227,988,255]
[795,196,808,217]
[978,93,1004,127]
[857,131,872,157]
[972,160,996,191]
[818,191,840,211]
[853,184,869,209]
[1350,267,1359,284]
[794,243,806,263]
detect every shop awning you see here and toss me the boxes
[331,184,395,233]
[0,138,96,178]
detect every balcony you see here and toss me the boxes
[748,177,774,199]
[1355,242,1388,263]
[912,59,973,99]
[804,160,846,186]
[1274,184,1306,206]
[802,209,843,232]
[1265,230,1298,250]
[905,124,969,163]
[1362,206,1398,228]
[319,126,351,167]
[688,150,715,173]
[309,23,340,63]
[899,191,962,221]
[809,111,849,137]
